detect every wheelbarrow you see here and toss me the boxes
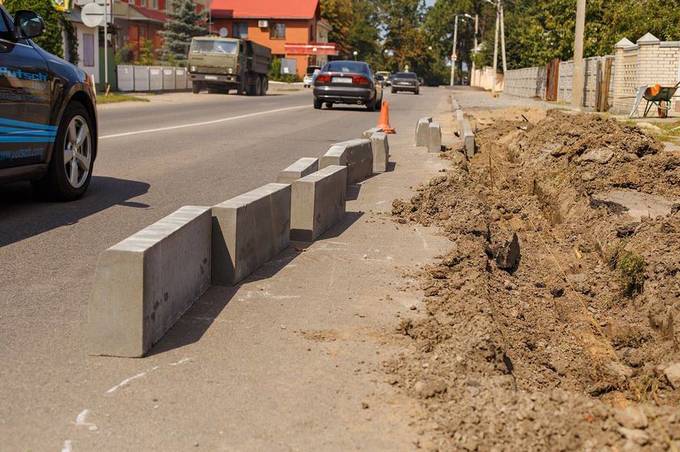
[629,81,680,118]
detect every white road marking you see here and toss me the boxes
[105,366,159,394]
[169,357,192,366]
[100,105,308,140]
[75,409,98,431]
[61,440,73,452]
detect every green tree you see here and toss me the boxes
[320,0,353,56]
[3,0,78,62]
[137,38,155,65]
[161,0,206,65]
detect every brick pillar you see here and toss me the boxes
[613,38,635,114]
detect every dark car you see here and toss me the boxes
[391,72,420,95]
[313,60,383,111]
[0,6,98,201]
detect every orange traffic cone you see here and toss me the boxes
[377,100,396,134]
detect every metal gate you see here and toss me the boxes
[545,59,560,101]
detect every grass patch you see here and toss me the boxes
[656,120,680,142]
[97,93,150,104]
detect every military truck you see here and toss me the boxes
[188,37,272,96]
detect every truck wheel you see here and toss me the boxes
[262,77,269,95]
[255,77,263,96]
[314,98,322,109]
[192,83,201,94]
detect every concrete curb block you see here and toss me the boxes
[362,127,383,139]
[415,117,432,146]
[428,122,442,153]
[369,132,390,173]
[451,96,460,111]
[462,119,475,158]
[88,206,212,358]
[277,157,319,184]
[291,165,347,242]
[319,139,373,185]
[212,183,291,286]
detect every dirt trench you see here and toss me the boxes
[389,108,680,451]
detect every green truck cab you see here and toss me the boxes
[188,36,272,96]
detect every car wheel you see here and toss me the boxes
[366,99,377,112]
[391,88,397,94]
[415,89,420,95]
[33,102,95,201]
[192,83,201,94]
[314,98,322,109]
[325,102,333,109]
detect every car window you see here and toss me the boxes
[0,8,10,33]
[395,72,417,79]
[190,40,237,55]
[324,61,368,74]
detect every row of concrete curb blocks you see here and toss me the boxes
[90,133,390,357]
[451,94,476,158]
[320,139,373,185]
[88,206,212,358]
[212,183,291,287]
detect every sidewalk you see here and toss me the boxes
[54,92,453,451]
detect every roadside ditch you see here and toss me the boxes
[389,108,680,450]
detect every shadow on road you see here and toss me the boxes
[0,176,150,248]
[149,211,363,356]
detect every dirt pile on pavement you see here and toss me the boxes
[390,109,680,450]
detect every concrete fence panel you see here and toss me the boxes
[149,67,163,91]
[117,65,134,92]
[290,165,347,242]
[162,67,176,90]
[277,158,319,184]
[319,139,373,185]
[212,184,291,286]
[88,206,212,358]
[133,66,150,92]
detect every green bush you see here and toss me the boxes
[617,250,646,297]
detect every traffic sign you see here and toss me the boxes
[81,2,106,27]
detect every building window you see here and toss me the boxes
[83,33,95,67]
[140,0,147,7]
[270,23,285,40]
[233,22,248,38]
[152,0,158,8]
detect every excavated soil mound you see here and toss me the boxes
[390,109,680,450]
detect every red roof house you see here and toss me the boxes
[209,0,337,77]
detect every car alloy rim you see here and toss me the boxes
[63,115,91,189]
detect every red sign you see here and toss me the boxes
[285,43,338,56]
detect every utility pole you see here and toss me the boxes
[492,4,499,93]
[500,2,507,74]
[572,0,586,108]
[471,14,478,84]
[450,16,458,86]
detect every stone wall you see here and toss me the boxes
[503,66,547,99]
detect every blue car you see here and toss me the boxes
[0,6,98,201]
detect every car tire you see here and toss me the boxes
[366,99,377,112]
[325,102,333,109]
[314,98,322,109]
[32,102,95,201]
[192,83,201,94]
[391,88,397,94]
[415,89,420,95]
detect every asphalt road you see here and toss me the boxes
[0,86,442,449]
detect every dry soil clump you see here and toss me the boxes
[390,108,680,450]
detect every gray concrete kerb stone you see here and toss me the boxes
[212,183,291,286]
[415,117,432,147]
[462,119,475,158]
[277,157,319,184]
[319,139,373,185]
[88,205,212,358]
[427,122,442,153]
[369,132,390,173]
[290,165,347,242]
[362,127,383,139]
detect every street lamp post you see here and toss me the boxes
[450,13,473,87]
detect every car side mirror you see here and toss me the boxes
[14,11,44,40]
